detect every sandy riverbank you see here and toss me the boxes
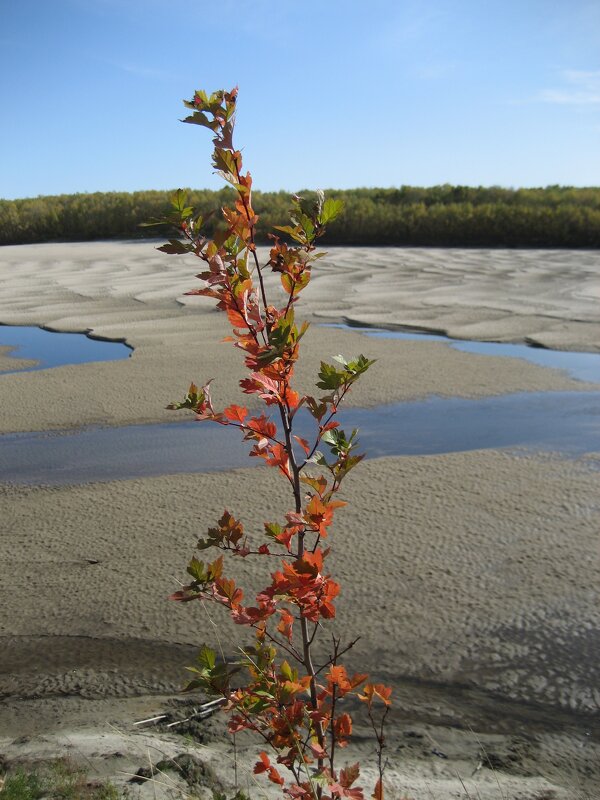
[1,243,599,434]
[1,242,599,798]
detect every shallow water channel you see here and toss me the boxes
[1,390,599,486]
[0,324,131,372]
[329,323,600,383]
[1,324,599,486]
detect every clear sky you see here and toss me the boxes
[1,0,599,199]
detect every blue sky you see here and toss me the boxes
[1,0,599,198]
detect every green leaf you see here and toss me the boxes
[197,644,217,671]
[212,148,237,177]
[347,354,377,376]
[316,361,346,390]
[273,224,306,245]
[280,660,294,681]
[307,450,329,468]
[187,557,208,583]
[182,676,209,693]
[319,197,344,226]
[264,521,284,539]
[322,426,359,457]
[166,383,205,411]
[332,354,349,367]
[170,189,188,212]
[298,212,315,242]
[157,239,193,255]
[305,396,328,421]
[335,452,365,479]
[321,429,339,447]
[196,537,212,551]
[316,354,376,392]
[182,110,219,131]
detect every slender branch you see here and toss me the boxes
[314,637,361,677]
[299,384,352,470]
[329,685,338,775]
[250,247,270,324]
[278,402,302,516]
[210,417,286,449]
[308,621,321,648]
[255,622,304,663]
[277,391,326,788]
[233,160,270,317]
[367,704,389,791]
[223,545,294,559]
[230,700,274,748]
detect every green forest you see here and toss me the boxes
[2,185,600,247]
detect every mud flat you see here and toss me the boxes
[1,242,599,799]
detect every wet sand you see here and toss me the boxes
[1,242,599,798]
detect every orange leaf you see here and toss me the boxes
[253,752,270,774]
[293,435,310,455]
[321,421,339,433]
[340,763,360,789]
[215,576,243,607]
[333,712,353,746]
[358,683,392,707]
[226,307,248,328]
[277,609,294,641]
[223,404,248,423]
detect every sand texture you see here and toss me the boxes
[1,243,599,434]
[1,242,599,799]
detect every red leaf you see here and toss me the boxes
[223,404,248,423]
[268,766,285,786]
[274,526,297,551]
[253,752,283,786]
[168,589,199,603]
[214,577,243,607]
[321,421,340,433]
[293,435,310,455]
[309,741,327,759]
[277,609,294,641]
[333,712,353,746]
[340,763,360,789]
[358,683,392,707]
[253,752,270,774]
[250,371,281,399]
[265,443,290,477]
[226,307,248,328]
[372,779,383,800]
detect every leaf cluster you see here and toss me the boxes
[316,355,376,392]
[158,86,391,800]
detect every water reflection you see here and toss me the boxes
[1,391,598,486]
[0,325,132,373]
[327,324,600,383]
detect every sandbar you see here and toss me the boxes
[1,242,599,799]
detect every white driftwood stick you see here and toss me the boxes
[133,714,167,726]
[134,697,226,728]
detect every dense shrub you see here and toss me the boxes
[2,185,600,247]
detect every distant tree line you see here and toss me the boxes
[1,185,600,247]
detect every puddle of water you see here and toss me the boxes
[1,392,599,486]
[0,422,248,485]
[327,324,600,383]
[0,325,132,373]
